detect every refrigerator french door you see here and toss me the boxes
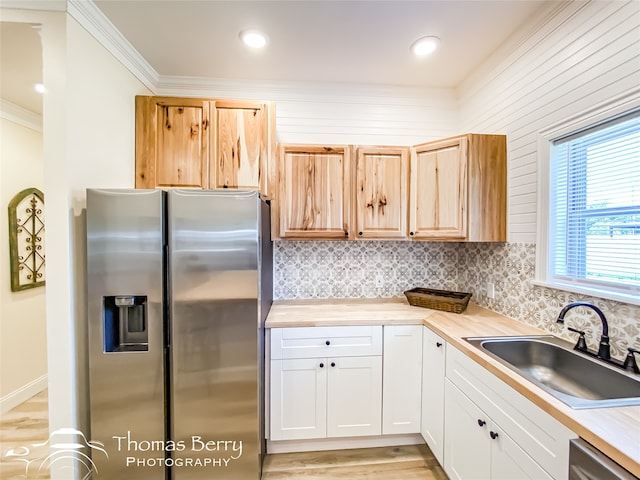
[86,188,272,480]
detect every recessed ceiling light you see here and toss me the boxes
[410,36,440,56]
[34,83,46,94]
[239,29,268,49]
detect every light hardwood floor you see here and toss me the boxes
[0,390,50,479]
[262,444,448,479]
[0,391,447,479]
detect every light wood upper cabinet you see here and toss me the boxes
[272,136,504,241]
[212,100,272,194]
[410,137,467,239]
[277,145,351,239]
[135,96,275,197]
[410,134,506,242]
[136,97,210,189]
[354,147,409,239]
[466,134,507,242]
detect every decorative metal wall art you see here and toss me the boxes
[8,188,46,291]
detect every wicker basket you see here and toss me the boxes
[404,287,472,314]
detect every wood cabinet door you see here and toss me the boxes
[326,356,382,438]
[354,147,409,238]
[444,380,491,480]
[467,134,507,242]
[410,137,467,239]
[382,325,423,435]
[136,96,210,189]
[278,145,351,239]
[212,100,269,194]
[421,328,446,465]
[270,358,327,441]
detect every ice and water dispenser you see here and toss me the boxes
[103,295,148,352]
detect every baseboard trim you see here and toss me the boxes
[0,374,48,414]
[267,433,424,454]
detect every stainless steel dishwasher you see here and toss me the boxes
[569,439,639,480]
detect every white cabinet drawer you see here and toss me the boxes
[270,326,382,359]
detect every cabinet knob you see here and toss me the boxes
[358,231,363,236]
[319,363,324,368]
[436,342,443,348]
[490,431,499,440]
[326,340,331,346]
[477,419,486,427]
[331,362,336,367]
[344,231,349,237]
[409,231,415,236]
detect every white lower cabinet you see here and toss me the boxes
[270,326,383,441]
[420,327,445,464]
[270,358,327,440]
[270,323,576,478]
[326,356,382,437]
[382,325,423,434]
[445,344,576,480]
[444,379,552,480]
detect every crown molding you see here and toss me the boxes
[157,75,455,103]
[0,99,42,132]
[66,0,159,93]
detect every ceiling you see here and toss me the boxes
[1,0,554,116]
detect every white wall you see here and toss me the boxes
[63,10,153,450]
[454,0,640,355]
[458,0,640,243]
[1,7,151,478]
[0,113,47,410]
[62,15,152,451]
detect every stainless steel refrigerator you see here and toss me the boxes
[86,188,272,479]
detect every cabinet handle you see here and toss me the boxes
[436,342,443,347]
[490,431,499,440]
[326,340,331,346]
[477,419,486,427]
[319,363,324,368]
[331,362,336,367]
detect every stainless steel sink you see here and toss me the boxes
[465,336,640,409]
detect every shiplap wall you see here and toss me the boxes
[156,0,640,244]
[458,0,640,243]
[158,79,458,146]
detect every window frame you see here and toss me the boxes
[535,90,640,306]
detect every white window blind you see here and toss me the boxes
[549,111,640,293]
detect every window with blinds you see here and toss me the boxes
[549,111,640,293]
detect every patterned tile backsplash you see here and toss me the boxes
[273,241,640,360]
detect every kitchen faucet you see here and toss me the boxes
[556,302,610,360]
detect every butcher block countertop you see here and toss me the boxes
[265,297,431,326]
[266,298,640,476]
